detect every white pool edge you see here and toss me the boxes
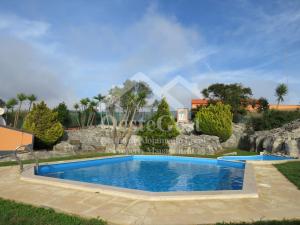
[20,155,258,201]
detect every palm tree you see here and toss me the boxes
[80,98,90,127]
[94,94,105,125]
[87,101,98,126]
[14,93,27,127]
[73,103,81,128]
[5,98,18,124]
[275,83,288,107]
[27,94,37,111]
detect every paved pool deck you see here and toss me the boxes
[0,163,299,225]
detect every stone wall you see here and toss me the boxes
[247,119,300,157]
[54,124,223,155]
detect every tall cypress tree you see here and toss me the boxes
[138,98,179,153]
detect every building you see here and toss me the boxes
[0,125,33,154]
[192,98,300,112]
[176,108,189,123]
[191,99,209,109]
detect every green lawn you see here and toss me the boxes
[0,198,106,225]
[274,161,300,189]
[0,149,257,167]
[0,152,116,167]
[0,197,299,225]
[217,220,300,225]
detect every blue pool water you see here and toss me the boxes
[36,156,245,192]
[218,155,293,161]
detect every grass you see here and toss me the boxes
[0,197,299,225]
[0,152,116,167]
[0,149,257,168]
[0,198,106,225]
[172,149,258,159]
[274,161,300,189]
[217,220,300,225]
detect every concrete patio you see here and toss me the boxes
[0,163,299,225]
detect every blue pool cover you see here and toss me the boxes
[36,156,245,192]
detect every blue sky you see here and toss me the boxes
[0,0,300,107]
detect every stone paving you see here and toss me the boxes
[0,163,299,225]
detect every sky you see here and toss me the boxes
[0,0,300,108]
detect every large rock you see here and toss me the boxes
[177,122,194,135]
[221,123,246,149]
[169,134,223,155]
[55,124,224,155]
[248,119,300,157]
[53,141,79,152]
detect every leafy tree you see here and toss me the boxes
[275,83,288,107]
[53,102,71,128]
[14,93,27,127]
[27,94,37,111]
[106,80,152,152]
[0,98,5,108]
[23,101,64,148]
[195,103,232,142]
[202,83,252,121]
[257,97,269,113]
[138,98,180,153]
[250,110,300,131]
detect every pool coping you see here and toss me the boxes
[20,155,259,201]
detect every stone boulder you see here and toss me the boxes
[177,122,194,135]
[248,119,300,157]
[53,141,79,152]
[221,123,247,149]
[169,134,223,155]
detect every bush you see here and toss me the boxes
[138,98,180,153]
[23,101,64,148]
[250,110,300,131]
[53,102,71,128]
[195,103,232,142]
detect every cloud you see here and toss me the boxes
[0,14,50,39]
[59,8,214,83]
[0,36,75,107]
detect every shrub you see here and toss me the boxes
[138,98,180,153]
[195,103,232,142]
[250,110,300,131]
[23,101,64,148]
[53,102,71,128]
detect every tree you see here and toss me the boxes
[87,100,97,126]
[53,102,71,128]
[138,98,180,153]
[80,98,90,127]
[94,94,105,124]
[106,80,152,153]
[73,103,81,128]
[14,93,27,127]
[23,101,64,148]
[195,103,232,142]
[275,83,288,107]
[5,98,18,123]
[202,83,252,121]
[257,97,269,113]
[27,94,37,111]
[0,98,5,108]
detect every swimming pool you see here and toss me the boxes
[36,155,245,192]
[218,155,294,161]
